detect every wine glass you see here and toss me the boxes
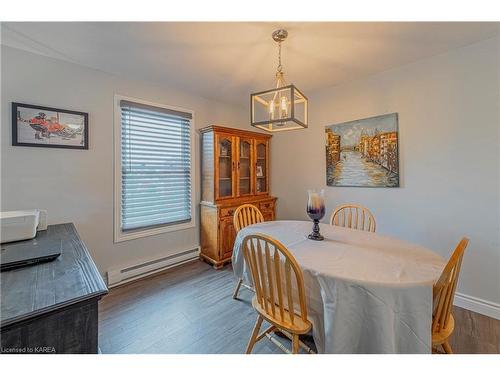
[306,189,325,241]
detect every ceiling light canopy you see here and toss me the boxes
[251,29,308,132]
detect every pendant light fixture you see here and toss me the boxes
[251,29,308,132]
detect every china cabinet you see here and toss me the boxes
[200,125,276,269]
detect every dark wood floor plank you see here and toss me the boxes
[99,260,500,354]
[448,306,500,354]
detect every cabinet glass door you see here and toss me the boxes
[217,136,234,198]
[238,138,253,196]
[255,140,268,194]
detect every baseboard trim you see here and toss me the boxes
[108,257,199,288]
[107,247,200,288]
[454,292,500,320]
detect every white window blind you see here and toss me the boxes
[120,100,192,231]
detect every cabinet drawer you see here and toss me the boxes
[220,207,236,218]
[259,201,275,211]
[262,212,274,222]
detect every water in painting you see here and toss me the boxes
[325,113,399,187]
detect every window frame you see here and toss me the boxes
[113,94,196,243]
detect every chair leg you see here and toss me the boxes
[442,341,453,354]
[279,330,316,354]
[292,334,300,354]
[232,278,243,299]
[246,316,264,354]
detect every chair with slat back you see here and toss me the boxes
[232,204,265,299]
[234,204,264,233]
[329,204,376,232]
[242,234,314,354]
[432,237,469,354]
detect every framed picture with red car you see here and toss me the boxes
[12,102,89,150]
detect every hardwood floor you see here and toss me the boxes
[448,304,500,354]
[98,260,500,354]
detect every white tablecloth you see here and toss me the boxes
[232,220,445,354]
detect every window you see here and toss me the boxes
[114,95,194,242]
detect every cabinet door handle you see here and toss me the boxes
[237,161,240,169]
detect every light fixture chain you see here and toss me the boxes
[277,41,282,72]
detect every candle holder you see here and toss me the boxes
[306,189,325,241]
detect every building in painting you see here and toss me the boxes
[368,133,381,161]
[359,133,370,157]
[379,131,398,172]
[358,130,398,173]
[325,129,341,164]
[379,133,389,165]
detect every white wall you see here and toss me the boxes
[0,46,247,278]
[271,37,500,309]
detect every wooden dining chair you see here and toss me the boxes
[242,233,314,354]
[329,204,376,232]
[432,237,469,354]
[232,204,265,299]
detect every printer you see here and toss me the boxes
[0,209,48,244]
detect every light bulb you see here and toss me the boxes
[280,96,288,118]
[269,100,275,120]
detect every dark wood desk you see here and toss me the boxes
[1,223,108,354]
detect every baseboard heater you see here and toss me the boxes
[107,247,200,287]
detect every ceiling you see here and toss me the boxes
[2,22,499,105]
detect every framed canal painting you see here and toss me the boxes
[325,113,399,188]
[12,102,89,149]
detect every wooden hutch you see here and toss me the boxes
[199,125,277,269]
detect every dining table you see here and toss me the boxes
[232,220,446,354]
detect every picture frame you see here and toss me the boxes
[325,113,399,188]
[256,165,264,177]
[12,102,89,150]
[220,145,228,156]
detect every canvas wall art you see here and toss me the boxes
[12,102,88,149]
[325,113,399,187]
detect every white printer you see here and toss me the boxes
[0,209,48,244]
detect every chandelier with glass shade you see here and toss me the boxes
[250,29,308,132]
